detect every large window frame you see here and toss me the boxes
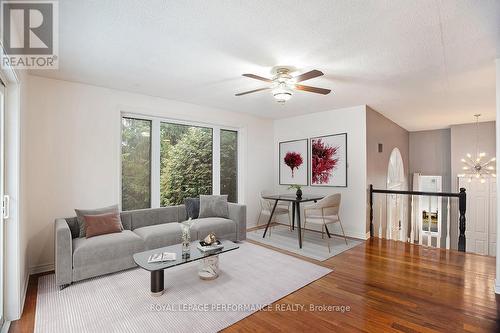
[120,112,241,209]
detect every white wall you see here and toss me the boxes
[366,107,409,239]
[273,105,368,239]
[24,75,273,271]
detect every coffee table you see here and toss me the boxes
[133,240,239,296]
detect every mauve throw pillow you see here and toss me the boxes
[184,198,200,219]
[75,204,120,237]
[84,212,123,238]
[198,195,229,219]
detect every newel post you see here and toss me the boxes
[458,187,466,252]
[369,184,374,238]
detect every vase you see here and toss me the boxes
[296,188,302,199]
[181,220,193,259]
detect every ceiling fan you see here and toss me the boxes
[235,66,331,104]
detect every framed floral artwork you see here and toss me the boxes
[279,139,308,186]
[309,133,347,187]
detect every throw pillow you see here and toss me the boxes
[198,195,229,219]
[184,198,200,219]
[84,212,123,238]
[75,204,120,237]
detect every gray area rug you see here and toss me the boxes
[247,224,363,261]
[35,242,331,333]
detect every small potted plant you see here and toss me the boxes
[288,184,303,199]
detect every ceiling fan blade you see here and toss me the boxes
[295,84,331,95]
[294,69,324,82]
[242,73,272,82]
[235,87,270,96]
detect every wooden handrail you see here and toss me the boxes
[369,184,467,252]
[371,188,460,197]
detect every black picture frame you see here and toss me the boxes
[309,133,348,187]
[279,139,308,186]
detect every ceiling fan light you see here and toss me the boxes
[272,83,293,103]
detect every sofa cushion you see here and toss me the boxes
[177,205,188,222]
[75,204,120,238]
[64,217,80,239]
[130,206,179,230]
[119,211,132,230]
[72,230,144,268]
[184,198,200,219]
[133,223,183,250]
[199,195,229,219]
[84,212,123,238]
[190,217,236,240]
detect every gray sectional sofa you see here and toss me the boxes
[55,203,246,288]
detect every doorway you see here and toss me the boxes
[386,148,406,241]
[458,177,496,256]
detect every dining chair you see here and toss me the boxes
[258,191,292,236]
[303,193,347,252]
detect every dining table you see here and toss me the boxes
[261,194,328,248]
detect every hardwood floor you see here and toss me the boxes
[9,238,500,333]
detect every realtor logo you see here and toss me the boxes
[1,1,58,69]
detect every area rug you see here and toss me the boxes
[247,224,363,261]
[35,242,331,333]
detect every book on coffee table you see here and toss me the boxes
[147,252,176,263]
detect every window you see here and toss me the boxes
[120,115,239,210]
[220,129,238,203]
[160,123,213,206]
[121,117,151,211]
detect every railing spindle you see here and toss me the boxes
[369,185,465,251]
[410,195,414,243]
[458,188,467,252]
[428,196,432,247]
[379,196,383,238]
[446,197,450,249]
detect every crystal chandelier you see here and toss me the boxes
[458,114,496,183]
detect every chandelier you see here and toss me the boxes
[458,114,496,183]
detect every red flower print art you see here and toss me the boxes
[311,139,339,184]
[284,152,303,177]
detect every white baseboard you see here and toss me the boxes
[29,263,54,275]
[495,279,500,294]
[18,271,30,319]
[1,320,11,333]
